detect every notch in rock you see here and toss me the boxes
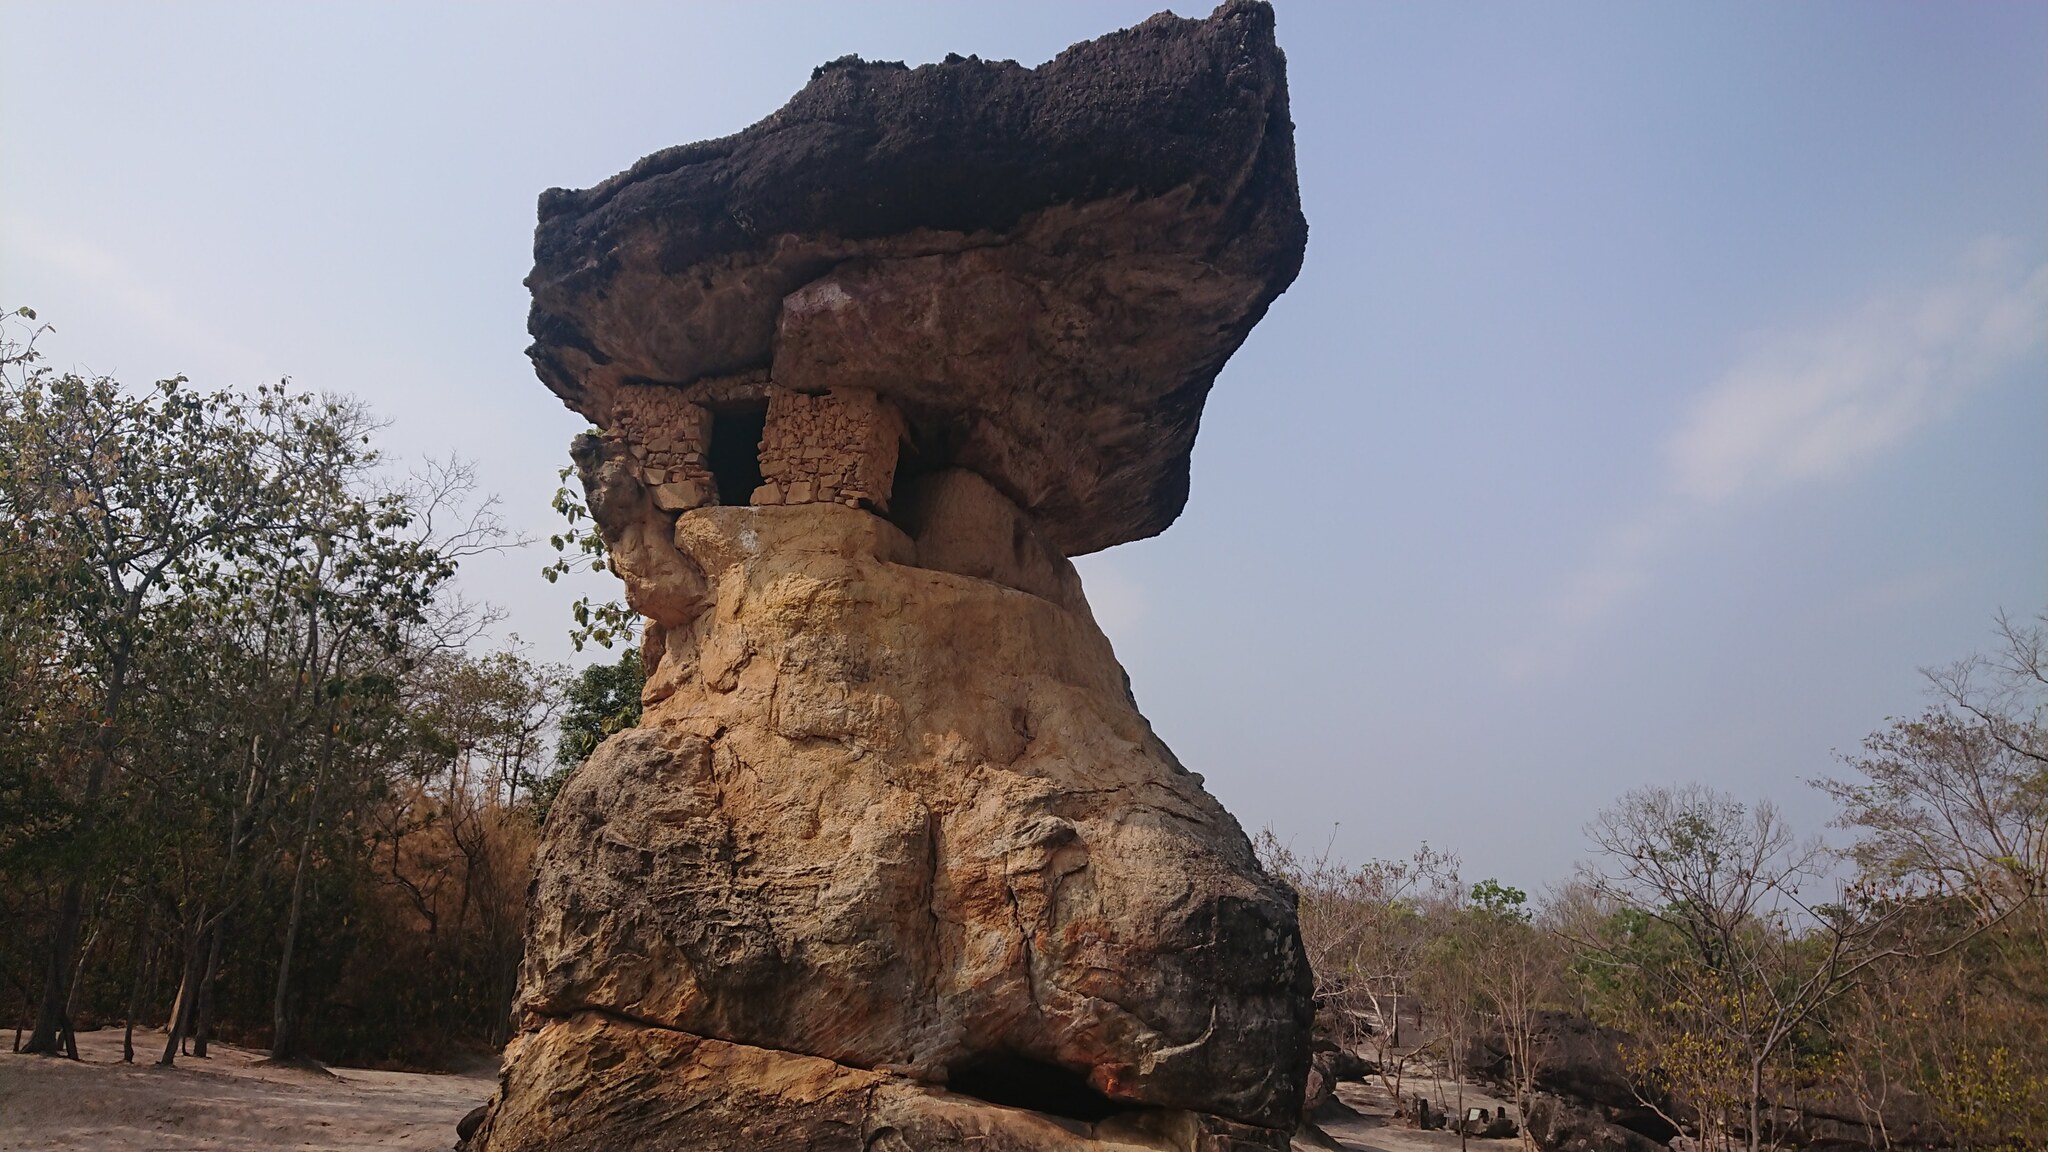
[944,1053,1126,1123]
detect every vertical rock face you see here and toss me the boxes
[473,4,1312,1149]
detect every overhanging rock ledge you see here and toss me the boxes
[472,4,1315,1150]
[523,0,1306,556]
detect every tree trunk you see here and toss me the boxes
[191,914,228,1057]
[1456,1038,1469,1152]
[185,727,269,1060]
[27,874,84,1055]
[269,816,318,1057]
[1749,1060,1764,1152]
[63,907,102,1036]
[26,653,128,1055]
[271,720,335,1060]
[159,966,191,1065]
[121,909,152,1064]
[159,912,207,1066]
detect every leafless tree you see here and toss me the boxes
[1259,830,1462,1106]
[1820,610,2047,925]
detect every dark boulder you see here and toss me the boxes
[1467,1011,1640,1108]
[1525,1093,1669,1152]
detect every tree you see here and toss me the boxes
[0,307,532,1063]
[541,462,638,653]
[1417,907,1485,1150]
[2,321,362,1053]
[1814,608,2048,1149]
[531,648,643,822]
[0,308,588,1075]
[1571,786,1907,1152]
[1464,881,1560,1150]
[1258,831,1462,1107]
[1820,610,2046,925]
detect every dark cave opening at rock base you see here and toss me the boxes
[943,1053,1127,1124]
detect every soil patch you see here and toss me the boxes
[0,1027,492,1151]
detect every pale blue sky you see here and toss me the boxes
[4,2,2043,888]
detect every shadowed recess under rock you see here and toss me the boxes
[945,1054,1127,1124]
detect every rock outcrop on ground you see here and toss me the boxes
[1523,1094,1670,1152]
[469,4,1312,1151]
[1467,1012,1678,1146]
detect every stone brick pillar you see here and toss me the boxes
[752,386,903,512]
[608,383,717,512]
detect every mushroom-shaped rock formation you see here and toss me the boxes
[524,0,1305,557]
[470,4,1313,1151]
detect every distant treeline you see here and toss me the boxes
[1263,610,2047,1151]
[0,308,638,1068]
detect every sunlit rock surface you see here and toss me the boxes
[473,4,1313,1149]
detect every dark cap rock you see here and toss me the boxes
[526,0,1305,554]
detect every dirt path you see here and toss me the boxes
[1303,1077,1522,1152]
[0,1028,493,1151]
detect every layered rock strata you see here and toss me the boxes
[473,3,1312,1149]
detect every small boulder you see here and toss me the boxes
[1525,1093,1669,1152]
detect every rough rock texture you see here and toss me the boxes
[1524,1094,1670,1152]
[480,3,1311,1148]
[524,0,1306,555]
[754,387,905,511]
[1468,1012,1677,1143]
[611,383,719,509]
[1468,1012,1641,1111]
[469,1014,1291,1152]
[892,468,1087,613]
[483,495,1312,1143]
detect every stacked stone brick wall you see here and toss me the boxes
[753,387,902,512]
[610,384,717,511]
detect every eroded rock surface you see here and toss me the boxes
[488,501,1311,1144]
[470,1013,1291,1152]
[478,3,1312,1148]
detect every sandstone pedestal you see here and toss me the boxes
[470,495,1310,1151]
[474,3,1313,1148]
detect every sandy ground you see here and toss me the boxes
[1302,1076,1523,1152]
[2,1028,1510,1152]
[0,1028,493,1151]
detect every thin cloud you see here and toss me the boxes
[1669,241,2048,502]
[1499,507,1681,681]
[1503,238,2046,680]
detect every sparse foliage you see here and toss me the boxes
[541,463,638,651]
